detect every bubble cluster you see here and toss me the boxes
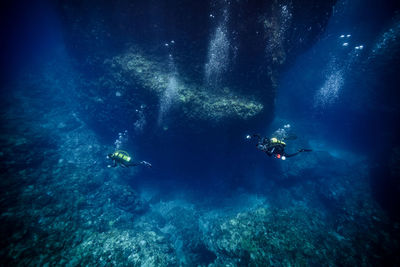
[205,27,230,88]
[314,70,344,107]
[205,5,230,88]
[158,75,179,125]
[264,3,292,63]
[371,19,400,57]
[273,124,291,140]
[339,34,364,50]
[134,107,146,133]
[157,50,180,125]
[114,130,128,150]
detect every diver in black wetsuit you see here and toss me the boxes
[251,134,311,160]
[107,150,152,168]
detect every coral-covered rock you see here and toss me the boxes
[108,48,263,122]
[66,229,177,266]
[206,204,399,266]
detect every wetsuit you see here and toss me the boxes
[107,152,152,168]
[254,134,311,158]
[109,158,142,168]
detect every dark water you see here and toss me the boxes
[1,0,400,266]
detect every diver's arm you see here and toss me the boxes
[126,162,141,167]
[265,145,277,156]
[266,147,274,156]
[126,161,152,168]
[126,161,150,167]
[283,151,300,158]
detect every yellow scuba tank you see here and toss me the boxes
[270,137,286,146]
[112,150,132,162]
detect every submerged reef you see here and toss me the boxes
[67,229,177,266]
[208,206,332,266]
[1,69,398,265]
[206,202,396,266]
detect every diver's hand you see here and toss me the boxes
[141,161,152,168]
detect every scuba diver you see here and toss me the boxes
[248,134,312,160]
[107,150,152,168]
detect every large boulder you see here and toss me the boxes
[57,0,337,133]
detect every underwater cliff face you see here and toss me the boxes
[58,0,336,128]
[1,0,400,266]
[56,0,337,181]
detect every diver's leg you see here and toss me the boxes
[284,152,300,158]
[284,149,312,158]
[126,162,140,167]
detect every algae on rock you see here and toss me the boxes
[107,48,264,122]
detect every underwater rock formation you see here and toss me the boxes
[1,71,399,264]
[197,149,399,266]
[108,48,263,122]
[58,0,337,132]
[66,228,177,266]
[204,202,398,266]
[3,0,400,265]
[0,70,149,265]
[207,206,332,266]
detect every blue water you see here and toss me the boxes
[1,0,400,265]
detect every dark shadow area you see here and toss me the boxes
[370,158,400,221]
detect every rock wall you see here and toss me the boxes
[57,0,336,133]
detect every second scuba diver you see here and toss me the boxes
[249,134,312,160]
[107,150,152,168]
